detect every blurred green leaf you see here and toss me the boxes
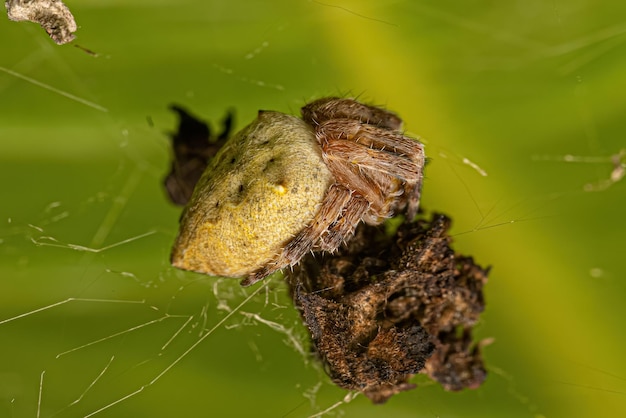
[1,1,625,417]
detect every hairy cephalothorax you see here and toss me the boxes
[168,98,425,286]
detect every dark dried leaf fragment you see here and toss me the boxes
[164,105,233,206]
[286,213,489,403]
[6,0,77,45]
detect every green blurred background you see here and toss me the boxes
[1,1,625,417]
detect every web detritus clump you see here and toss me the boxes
[286,213,489,403]
[5,0,77,44]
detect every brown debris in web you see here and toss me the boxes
[6,0,77,45]
[164,105,233,206]
[285,213,490,403]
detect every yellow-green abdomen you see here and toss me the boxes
[171,111,333,277]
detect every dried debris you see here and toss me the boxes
[286,214,489,403]
[164,105,233,206]
[6,0,77,45]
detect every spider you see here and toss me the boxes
[170,97,425,286]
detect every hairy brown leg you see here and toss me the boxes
[302,97,403,130]
[319,119,422,157]
[321,150,389,217]
[319,120,424,220]
[318,194,369,251]
[327,121,424,220]
[323,140,421,182]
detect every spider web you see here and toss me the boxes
[1,1,625,417]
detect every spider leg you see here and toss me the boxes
[319,194,369,251]
[241,184,353,286]
[302,97,403,130]
[320,119,423,159]
[319,120,424,221]
[350,126,424,220]
[323,140,421,182]
[322,152,389,218]
[403,177,422,221]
